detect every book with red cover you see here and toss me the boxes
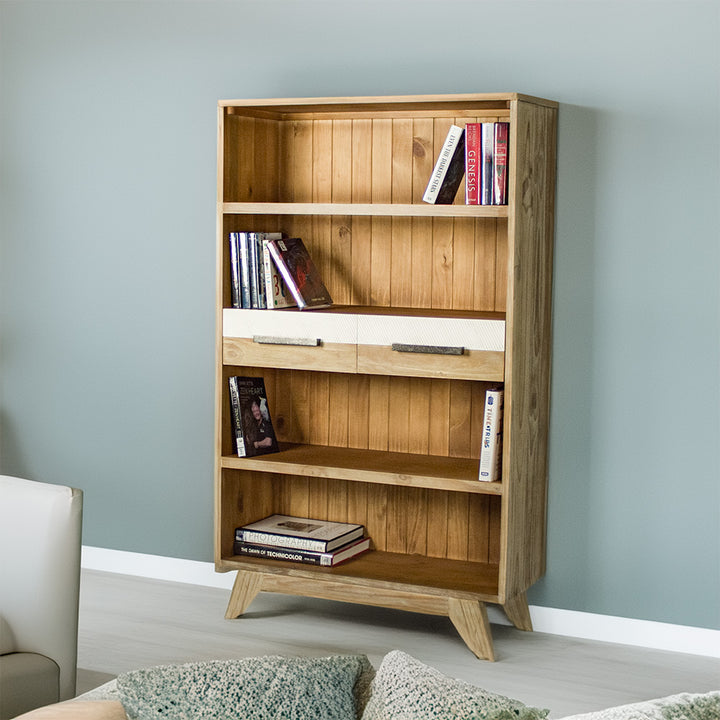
[266,237,333,310]
[493,122,510,205]
[481,123,495,205]
[465,122,482,205]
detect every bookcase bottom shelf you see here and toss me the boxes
[217,552,531,660]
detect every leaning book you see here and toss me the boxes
[234,536,371,567]
[422,124,465,204]
[235,514,364,552]
[228,376,279,458]
[266,237,333,310]
[478,387,504,482]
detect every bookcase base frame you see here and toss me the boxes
[223,568,533,661]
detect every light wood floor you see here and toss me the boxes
[77,570,719,719]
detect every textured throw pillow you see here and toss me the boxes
[117,654,374,720]
[555,691,720,720]
[361,650,549,720]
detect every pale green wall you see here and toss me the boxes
[1,1,718,630]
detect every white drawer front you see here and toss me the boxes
[356,315,505,352]
[223,309,357,345]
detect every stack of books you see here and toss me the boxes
[234,514,371,567]
[228,233,332,311]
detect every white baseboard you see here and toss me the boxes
[81,546,720,659]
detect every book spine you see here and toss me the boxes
[238,233,251,309]
[229,233,241,308]
[234,541,326,565]
[236,528,329,552]
[266,241,306,309]
[228,377,246,457]
[423,125,464,204]
[493,122,509,205]
[262,238,295,309]
[481,123,495,205]
[465,123,481,205]
[248,233,264,309]
[478,388,503,482]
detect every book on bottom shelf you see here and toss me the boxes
[423,124,465,204]
[478,387,504,482]
[266,237,333,310]
[228,376,280,458]
[235,514,364,552]
[234,536,371,567]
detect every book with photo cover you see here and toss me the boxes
[235,514,365,552]
[228,376,279,458]
[262,235,296,309]
[233,536,371,566]
[266,237,333,310]
[422,124,466,204]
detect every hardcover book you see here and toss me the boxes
[481,123,495,205]
[266,237,333,310]
[228,376,279,458]
[228,233,242,308]
[233,536,371,566]
[262,236,296,309]
[235,514,365,552]
[478,387,504,482]
[493,122,510,205]
[464,122,481,205]
[423,124,465,204]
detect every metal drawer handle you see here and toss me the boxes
[253,335,321,347]
[391,343,464,356]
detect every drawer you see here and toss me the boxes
[223,309,357,373]
[356,315,505,381]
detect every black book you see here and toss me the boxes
[228,376,279,457]
[423,125,466,204]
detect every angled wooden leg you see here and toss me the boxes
[225,570,263,619]
[447,598,495,661]
[503,591,533,631]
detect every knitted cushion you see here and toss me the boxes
[556,692,720,720]
[117,655,374,720]
[361,650,549,720]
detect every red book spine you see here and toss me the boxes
[493,122,510,205]
[464,122,481,205]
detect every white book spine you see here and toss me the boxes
[478,388,503,482]
[423,125,464,203]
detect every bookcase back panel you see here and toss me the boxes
[220,469,501,565]
[225,214,507,313]
[224,366,498,462]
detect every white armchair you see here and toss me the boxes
[0,476,83,719]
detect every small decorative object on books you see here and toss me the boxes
[423,124,466,204]
[478,387,504,482]
[228,376,280,458]
[235,514,365,553]
[266,237,333,310]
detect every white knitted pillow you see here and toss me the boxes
[556,692,720,720]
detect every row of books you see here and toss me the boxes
[234,514,372,567]
[229,232,333,311]
[228,374,504,483]
[423,122,509,206]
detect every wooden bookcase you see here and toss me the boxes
[214,93,557,660]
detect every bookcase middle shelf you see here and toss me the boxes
[220,443,503,496]
[221,202,509,218]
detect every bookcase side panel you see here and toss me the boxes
[500,100,557,601]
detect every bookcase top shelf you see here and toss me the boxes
[221,202,509,218]
[221,443,504,496]
[219,92,558,118]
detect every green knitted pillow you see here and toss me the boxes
[117,655,374,720]
[361,651,549,720]
[555,691,720,720]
